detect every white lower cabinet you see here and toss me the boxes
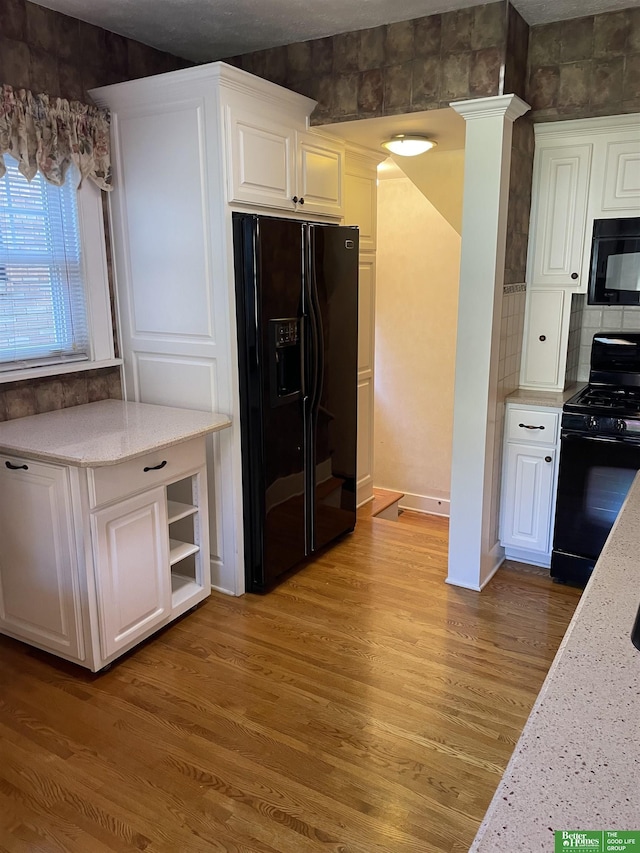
[92,487,171,659]
[0,456,83,660]
[0,437,210,671]
[500,405,561,567]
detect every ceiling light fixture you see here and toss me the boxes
[381,134,437,157]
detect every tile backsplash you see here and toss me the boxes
[565,293,585,384]
[499,284,527,398]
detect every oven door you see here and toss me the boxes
[551,431,640,584]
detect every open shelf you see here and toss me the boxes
[166,473,206,614]
[171,572,202,608]
[169,538,200,566]
[167,500,197,525]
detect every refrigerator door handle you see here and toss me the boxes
[305,234,320,409]
[310,260,325,415]
[299,315,306,399]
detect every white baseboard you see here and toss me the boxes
[211,583,236,595]
[445,543,504,591]
[479,548,504,590]
[399,491,450,517]
[357,480,374,508]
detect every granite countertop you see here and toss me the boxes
[506,383,585,409]
[470,475,640,851]
[0,400,232,467]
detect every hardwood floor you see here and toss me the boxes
[0,510,581,852]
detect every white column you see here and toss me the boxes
[447,94,530,591]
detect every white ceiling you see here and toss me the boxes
[27,0,634,64]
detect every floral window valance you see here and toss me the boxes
[0,84,112,191]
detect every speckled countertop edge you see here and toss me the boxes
[0,400,232,467]
[506,383,586,409]
[470,474,640,852]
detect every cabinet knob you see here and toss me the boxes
[539,335,546,341]
[299,197,304,205]
[292,196,298,203]
[571,272,579,280]
[545,455,552,463]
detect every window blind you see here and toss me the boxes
[0,156,89,370]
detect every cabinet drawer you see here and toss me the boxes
[506,408,559,445]
[88,438,205,508]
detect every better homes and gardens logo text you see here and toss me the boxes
[555,831,639,852]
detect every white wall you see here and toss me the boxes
[374,173,461,515]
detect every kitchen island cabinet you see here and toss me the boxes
[0,400,231,671]
[0,456,82,660]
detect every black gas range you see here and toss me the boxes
[551,333,640,586]
[563,385,640,438]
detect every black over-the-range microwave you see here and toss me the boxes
[588,216,640,305]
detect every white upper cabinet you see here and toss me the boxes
[295,130,344,216]
[344,156,378,252]
[225,104,297,210]
[224,91,344,217]
[528,143,592,289]
[600,135,640,212]
[520,289,568,390]
[521,114,640,392]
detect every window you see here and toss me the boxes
[0,155,118,382]
[0,156,89,369]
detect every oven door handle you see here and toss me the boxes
[561,431,640,445]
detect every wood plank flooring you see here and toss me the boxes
[0,510,581,853]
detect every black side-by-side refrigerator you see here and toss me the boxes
[233,213,359,592]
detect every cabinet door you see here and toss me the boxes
[0,457,83,659]
[500,443,556,553]
[345,171,377,252]
[520,289,567,390]
[91,487,170,659]
[601,137,640,211]
[356,257,375,506]
[530,144,592,288]
[225,105,296,210]
[296,132,344,217]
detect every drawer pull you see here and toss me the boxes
[519,423,545,430]
[5,460,28,470]
[143,460,167,472]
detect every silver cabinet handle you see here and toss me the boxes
[518,423,545,430]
